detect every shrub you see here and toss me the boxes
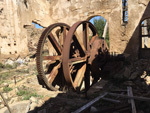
[3,87,12,93]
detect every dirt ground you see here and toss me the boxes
[0,59,150,113]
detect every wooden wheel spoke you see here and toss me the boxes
[62,21,98,91]
[48,33,62,55]
[68,57,87,65]
[48,63,61,84]
[83,23,89,51]
[59,26,67,47]
[60,26,67,43]
[85,64,90,91]
[43,55,61,61]
[73,34,86,56]
[36,23,70,91]
[73,64,86,88]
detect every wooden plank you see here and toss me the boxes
[72,93,108,113]
[127,87,137,113]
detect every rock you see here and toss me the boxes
[129,72,139,80]
[0,103,4,108]
[90,106,98,113]
[3,83,9,87]
[30,102,37,110]
[8,97,19,104]
[138,110,144,113]
[19,64,26,67]
[15,87,19,93]
[37,109,46,113]
[124,53,131,61]
[15,58,24,64]
[30,97,37,103]
[2,93,8,100]
[141,71,147,78]
[26,78,32,83]
[0,101,29,113]
[37,99,44,107]
[8,90,17,99]
[113,68,125,79]
[5,59,14,66]
[124,67,131,78]
[2,91,14,99]
[144,76,150,85]
[0,99,2,103]
[25,56,30,62]
[123,81,134,86]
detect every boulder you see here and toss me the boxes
[124,67,131,78]
[2,83,9,87]
[0,101,29,113]
[129,72,139,80]
[30,102,37,111]
[5,59,14,66]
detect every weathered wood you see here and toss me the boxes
[72,93,108,113]
[127,86,137,113]
[14,76,17,85]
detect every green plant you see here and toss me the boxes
[16,69,29,73]
[93,17,109,47]
[17,90,29,96]
[0,63,4,71]
[0,63,4,68]
[0,80,4,85]
[23,92,42,100]
[17,89,42,100]
[0,62,18,71]
[0,72,13,80]
[11,62,19,69]
[5,64,14,69]
[3,87,12,93]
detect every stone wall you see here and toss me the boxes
[0,0,150,59]
[0,0,53,59]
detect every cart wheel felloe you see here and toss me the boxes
[62,21,99,92]
[36,23,70,91]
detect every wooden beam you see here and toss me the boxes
[72,93,108,113]
[127,87,137,113]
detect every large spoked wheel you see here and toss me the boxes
[36,23,70,91]
[62,21,98,92]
